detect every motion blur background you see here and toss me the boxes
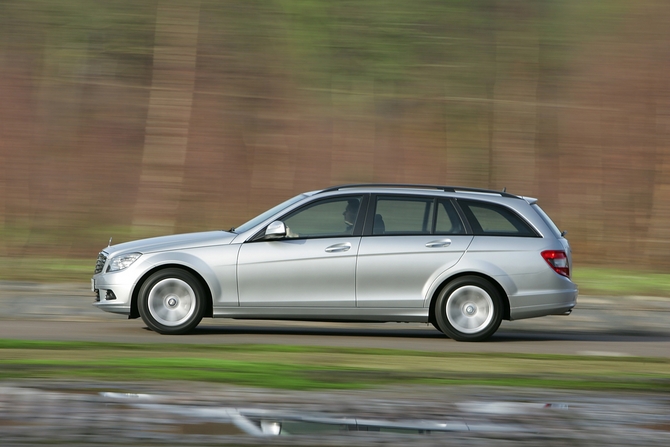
[1,0,669,278]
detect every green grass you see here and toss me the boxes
[0,257,92,283]
[1,340,669,392]
[573,266,670,297]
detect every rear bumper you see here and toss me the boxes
[509,288,578,320]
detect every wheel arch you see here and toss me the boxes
[129,264,213,319]
[428,272,510,325]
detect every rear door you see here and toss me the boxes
[356,195,473,308]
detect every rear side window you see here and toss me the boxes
[436,200,466,235]
[374,196,434,235]
[458,200,537,237]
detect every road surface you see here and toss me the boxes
[1,282,669,357]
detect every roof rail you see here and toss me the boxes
[318,183,520,198]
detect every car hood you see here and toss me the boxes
[105,231,236,257]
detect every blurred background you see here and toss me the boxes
[1,0,669,280]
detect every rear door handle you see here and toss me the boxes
[325,242,352,253]
[425,239,452,248]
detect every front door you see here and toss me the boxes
[237,195,364,307]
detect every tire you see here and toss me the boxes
[138,268,205,335]
[434,276,502,342]
[428,314,445,334]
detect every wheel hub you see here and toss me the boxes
[445,285,495,335]
[146,277,198,328]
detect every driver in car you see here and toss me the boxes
[285,199,360,238]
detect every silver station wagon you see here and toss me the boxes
[92,184,577,341]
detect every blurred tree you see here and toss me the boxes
[132,0,200,235]
[1,0,670,273]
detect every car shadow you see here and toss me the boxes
[188,324,448,339]
[491,329,670,343]
[165,323,670,343]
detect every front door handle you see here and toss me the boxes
[425,239,452,248]
[325,242,352,253]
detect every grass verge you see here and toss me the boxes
[0,257,92,283]
[1,340,668,392]
[573,266,670,297]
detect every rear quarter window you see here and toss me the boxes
[458,199,538,237]
[531,204,563,238]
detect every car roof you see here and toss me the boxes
[317,183,523,200]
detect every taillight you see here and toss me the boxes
[541,250,570,277]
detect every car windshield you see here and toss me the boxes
[232,193,308,234]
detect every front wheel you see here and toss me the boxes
[138,268,205,335]
[434,276,502,342]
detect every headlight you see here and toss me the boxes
[107,253,142,272]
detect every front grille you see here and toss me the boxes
[94,252,108,274]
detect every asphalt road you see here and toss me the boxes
[1,282,669,357]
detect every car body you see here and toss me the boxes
[92,184,577,341]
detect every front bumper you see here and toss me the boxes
[92,273,133,316]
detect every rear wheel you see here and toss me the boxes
[434,276,502,342]
[138,268,205,335]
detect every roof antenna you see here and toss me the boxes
[502,187,506,193]
[108,237,113,247]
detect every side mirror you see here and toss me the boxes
[265,221,287,239]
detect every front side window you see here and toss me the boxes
[282,196,363,238]
[373,196,434,235]
[458,200,537,237]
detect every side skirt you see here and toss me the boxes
[212,307,429,323]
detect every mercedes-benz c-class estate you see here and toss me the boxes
[92,184,577,341]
